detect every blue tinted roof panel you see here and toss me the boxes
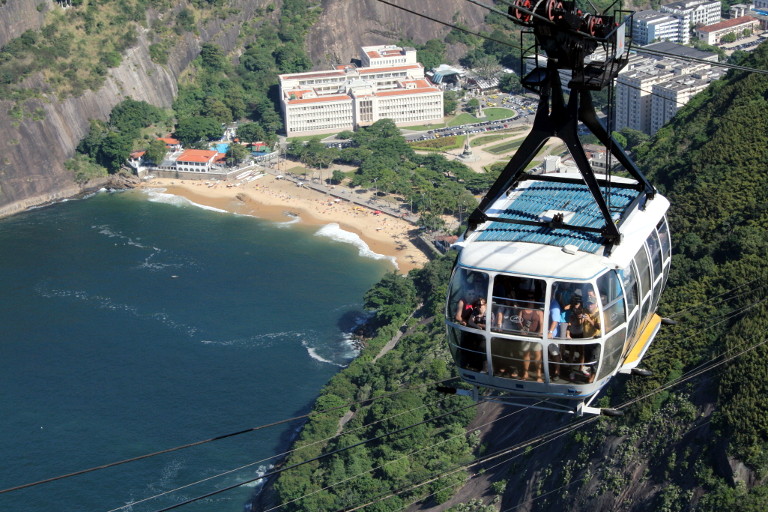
[476,181,638,254]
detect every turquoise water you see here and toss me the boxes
[0,189,390,511]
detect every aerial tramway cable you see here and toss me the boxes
[119,286,765,512]
[0,376,459,496]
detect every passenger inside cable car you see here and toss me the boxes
[447,268,618,385]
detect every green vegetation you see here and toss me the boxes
[485,138,524,154]
[0,0,230,101]
[409,135,465,151]
[272,255,479,510]
[76,98,164,173]
[270,40,768,512]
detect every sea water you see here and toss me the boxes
[0,189,391,512]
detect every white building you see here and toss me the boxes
[359,45,417,67]
[660,0,722,39]
[175,149,223,173]
[614,43,722,135]
[632,10,687,45]
[694,16,761,44]
[279,45,444,136]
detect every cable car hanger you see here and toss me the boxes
[466,0,656,250]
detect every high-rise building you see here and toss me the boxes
[614,43,722,135]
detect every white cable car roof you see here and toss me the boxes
[456,173,670,279]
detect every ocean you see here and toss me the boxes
[0,189,391,512]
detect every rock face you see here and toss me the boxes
[0,0,268,217]
[0,0,486,217]
[306,0,486,67]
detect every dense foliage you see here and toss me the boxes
[272,254,480,510]
[76,99,165,172]
[271,42,768,512]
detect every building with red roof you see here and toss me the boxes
[278,45,443,136]
[694,16,760,44]
[157,137,182,150]
[175,149,222,173]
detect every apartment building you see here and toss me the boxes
[660,0,722,33]
[632,10,687,45]
[632,0,721,45]
[614,43,722,135]
[278,45,444,136]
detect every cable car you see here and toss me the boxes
[442,1,672,415]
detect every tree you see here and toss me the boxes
[363,271,418,324]
[237,122,266,143]
[418,211,446,232]
[97,132,133,172]
[199,43,225,71]
[144,139,168,166]
[498,72,523,94]
[444,91,458,115]
[466,98,480,113]
[175,116,222,145]
[225,143,250,166]
[474,54,502,82]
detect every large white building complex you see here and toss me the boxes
[614,43,723,135]
[278,45,444,136]
[632,0,722,44]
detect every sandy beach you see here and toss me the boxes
[138,172,431,273]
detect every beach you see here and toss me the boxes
[138,171,431,273]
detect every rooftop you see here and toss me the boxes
[475,179,640,254]
[177,149,220,163]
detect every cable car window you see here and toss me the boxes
[597,329,625,381]
[619,264,639,313]
[657,216,671,262]
[447,269,489,328]
[597,271,626,333]
[557,341,600,383]
[620,263,641,342]
[490,337,542,380]
[491,275,545,336]
[634,246,652,302]
[447,327,487,373]
[647,230,663,282]
[553,281,596,340]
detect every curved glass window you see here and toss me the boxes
[549,341,601,383]
[447,327,487,374]
[597,329,625,380]
[490,275,545,336]
[647,230,663,282]
[657,216,671,262]
[447,268,489,329]
[552,281,597,340]
[597,271,626,334]
[490,337,542,380]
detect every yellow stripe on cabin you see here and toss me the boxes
[623,314,662,369]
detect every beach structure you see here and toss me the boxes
[174,149,224,173]
[278,45,444,136]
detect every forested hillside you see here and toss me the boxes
[263,44,768,511]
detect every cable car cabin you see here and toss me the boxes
[445,173,671,415]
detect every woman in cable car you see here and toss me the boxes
[444,176,672,413]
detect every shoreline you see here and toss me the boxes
[137,175,431,273]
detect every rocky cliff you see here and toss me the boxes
[0,0,268,217]
[306,0,487,67]
[0,0,486,217]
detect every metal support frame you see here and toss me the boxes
[467,60,655,246]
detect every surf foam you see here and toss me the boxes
[314,223,397,269]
